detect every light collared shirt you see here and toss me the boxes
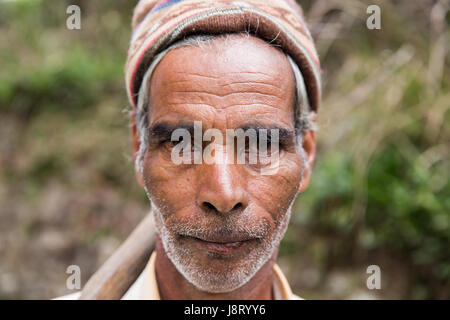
[56,251,302,300]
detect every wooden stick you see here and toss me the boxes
[79,213,156,300]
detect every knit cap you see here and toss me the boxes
[126,0,321,112]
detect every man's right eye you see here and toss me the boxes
[161,140,179,151]
[162,139,197,153]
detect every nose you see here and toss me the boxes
[197,162,248,215]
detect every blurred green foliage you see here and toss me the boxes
[283,0,450,299]
[0,0,448,299]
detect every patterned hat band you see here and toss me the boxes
[126,0,321,112]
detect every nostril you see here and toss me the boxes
[231,202,242,212]
[201,201,243,214]
[203,202,217,211]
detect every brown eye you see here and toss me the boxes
[163,139,197,160]
[163,140,176,148]
[160,140,178,154]
[245,139,258,154]
[244,135,272,154]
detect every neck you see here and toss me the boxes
[154,236,278,300]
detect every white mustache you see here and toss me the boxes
[167,218,271,243]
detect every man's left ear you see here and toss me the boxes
[299,129,316,193]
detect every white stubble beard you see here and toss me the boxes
[147,190,297,293]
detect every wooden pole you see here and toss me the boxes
[79,213,156,300]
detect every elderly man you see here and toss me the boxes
[58,0,321,300]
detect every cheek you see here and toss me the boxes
[142,151,196,213]
[248,154,303,220]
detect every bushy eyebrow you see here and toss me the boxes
[238,125,295,144]
[148,122,295,144]
[148,121,196,143]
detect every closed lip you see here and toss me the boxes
[181,235,256,254]
[180,234,255,244]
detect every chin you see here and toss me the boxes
[157,225,280,293]
[170,238,274,293]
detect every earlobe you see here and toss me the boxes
[130,111,146,188]
[299,130,316,193]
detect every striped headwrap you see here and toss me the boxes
[126,0,321,112]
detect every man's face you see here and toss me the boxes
[134,35,314,293]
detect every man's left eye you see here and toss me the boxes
[245,138,272,152]
[245,141,275,160]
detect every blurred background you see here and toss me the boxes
[0,0,448,299]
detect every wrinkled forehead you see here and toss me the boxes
[147,35,296,127]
